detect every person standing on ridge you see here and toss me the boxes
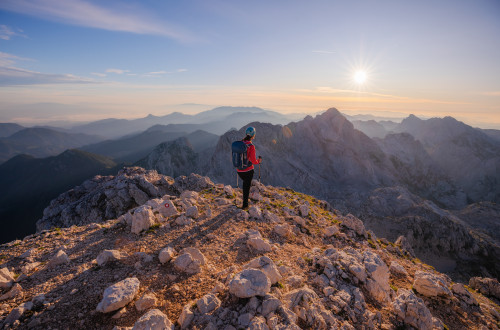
[237,126,262,210]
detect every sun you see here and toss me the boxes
[354,70,367,84]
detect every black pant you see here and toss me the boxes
[237,169,254,208]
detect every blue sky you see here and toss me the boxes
[1,0,499,128]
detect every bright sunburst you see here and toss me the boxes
[354,70,367,84]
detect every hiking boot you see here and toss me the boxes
[241,204,249,210]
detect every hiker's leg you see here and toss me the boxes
[238,170,254,208]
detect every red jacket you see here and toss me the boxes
[237,140,261,172]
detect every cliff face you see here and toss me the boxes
[1,172,499,329]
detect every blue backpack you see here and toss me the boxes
[231,141,252,170]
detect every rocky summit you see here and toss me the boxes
[1,170,499,329]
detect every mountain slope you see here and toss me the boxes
[1,171,498,329]
[0,123,24,137]
[0,127,103,163]
[395,115,500,203]
[0,149,119,244]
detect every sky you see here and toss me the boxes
[0,0,499,128]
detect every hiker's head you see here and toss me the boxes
[245,126,256,140]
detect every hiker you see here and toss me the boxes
[236,126,262,210]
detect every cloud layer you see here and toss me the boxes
[0,0,193,41]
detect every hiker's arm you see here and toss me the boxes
[248,145,261,164]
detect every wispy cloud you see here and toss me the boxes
[0,52,33,66]
[312,50,336,54]
[0,66,95,85]
[91,72,106,77]
[0,0,195,42]
[106,68,129,74]
[0,51,94,85]
[0,25,27,40]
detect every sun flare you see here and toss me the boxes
[354,70,367,84]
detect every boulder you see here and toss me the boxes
[451,283,477,305]
[299,204,309,217]
[0,283,23,301]
[229,269,271,298]
[174,248,205,275]
[392,289,436,329]
[389,261,408,277]
[130,206,156,234]
[244,256,282,284]
[178,303,194,329]
[249,206,262,219]
[47,250,70,268]
[248,316,269,330]
[96,277,140,313]
[0,267,15,290]
[324,226,339,237]
[196,293,221,314]
[469,277,500,300]
[155,198,179,218]
[173,174,214,194]
[175,215,192,226]
[158,247,176,264]
[96,250,125,266]
[186,205,199,218]
[132,309,174,330]
[135,293,157,311]
[247,237,272,253]
[363,250,390,303]
[413,271,451,298]
[273,224,291,237]
[340,214,366,236]
[224,185,234,197]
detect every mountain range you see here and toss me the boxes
[1,106,499,282]
[134,108,500,279]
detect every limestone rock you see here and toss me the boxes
[178,303,194,329]
[389,261,408,277]
[244,256,282,284]
[224,185,234,197]
[96,277,140,313]
[248,315,269,330]
[151,197,179,218]
[392,289,435,329]
[324,225,339,237]
[132,309,174,330]
[97,249,125,266]
[135,293,157,311]
[340,214,366,236]
[273,224,291,237]
[469,277,500,300]
[249,206,262,219]
[196,293,221,314]
[363,250,390,303]
[413,271,452,298]
[299,204,309,217]
[245,230,272,253]
[173,173,214,194]
[175,215,192,226]
[229,269,271,298]
[186,205,199,218]
[174,248,205,274]
[37,167,172,231]
[158,247,176,264]
[0,268,14,290]
[47,250,70,268]
[0,283,23,301]
[451,283,477,305]
[130,206,156,234]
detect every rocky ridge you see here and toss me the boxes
[1,171,499,329]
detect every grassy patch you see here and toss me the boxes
[367,239,377,249]
[145,223,161,233]
[390,283,398,292]
[272,281,285,289]
[303,257,313,266]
